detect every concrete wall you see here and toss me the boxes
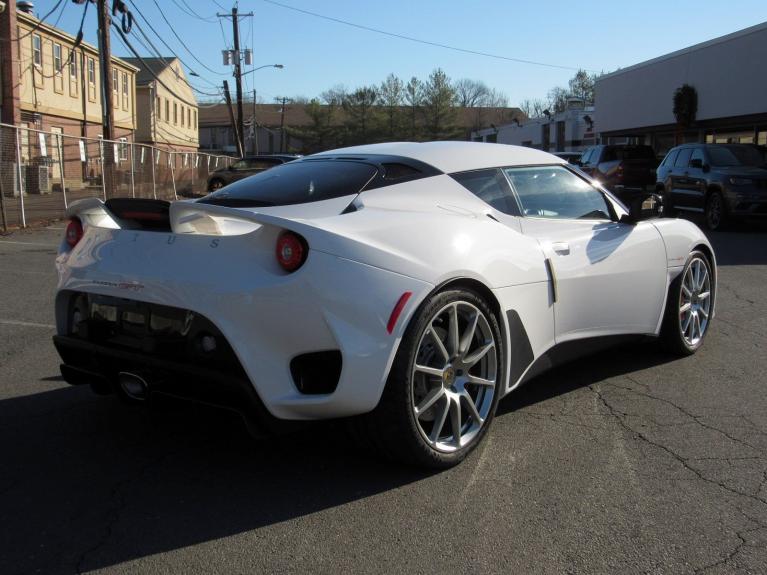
[595,22,767,134]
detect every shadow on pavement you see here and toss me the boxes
[0,341,676,573]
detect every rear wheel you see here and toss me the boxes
[705,190,727,231]
[352,289,503,468]
[660,250,713,355]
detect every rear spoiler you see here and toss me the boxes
[65,197,310,237]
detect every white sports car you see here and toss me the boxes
[54,142,716,468]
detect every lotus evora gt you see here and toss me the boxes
[53,142,716,468]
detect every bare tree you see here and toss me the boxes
[378,74,404,138]
[454,78,490,108]
[568,69,597,103]
[518,98,547,118]
[547,86,569,114]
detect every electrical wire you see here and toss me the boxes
[261,0,592,72]
[146,0,229,76]
[17,0,66,41]
[173,0,218,23]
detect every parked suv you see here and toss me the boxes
[656,143,767,230]
[207,154,299,192]
[579,144,657,203]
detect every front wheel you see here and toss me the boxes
[352,289,504,468]
[208,178,225,192]
[705,190,727,231]
[660,250,714,355]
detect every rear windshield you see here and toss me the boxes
[199,160,378,207]
[707,145,764,167]
[603,146,655,161]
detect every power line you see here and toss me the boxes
[147,0,228,76]
[172,0,218,23]
[262,0,592,72]
[17,0,66,41]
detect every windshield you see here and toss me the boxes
[707,145,764,167]
[199,160,378,207]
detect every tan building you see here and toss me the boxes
[123,57,199,152]
[11,8,138,140]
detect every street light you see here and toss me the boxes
[239,64,284,78]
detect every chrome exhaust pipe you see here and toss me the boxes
[118,372,149,401]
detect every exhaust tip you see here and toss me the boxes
[118,372,149,401]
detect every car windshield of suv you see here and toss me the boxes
[199,160,378,206]
[707,146,764,167]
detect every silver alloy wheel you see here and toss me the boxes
[410,301,497,453]
[707,193,722,229]
[679,257,712,347]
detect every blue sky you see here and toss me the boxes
[50,0,767,107]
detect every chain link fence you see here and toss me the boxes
[0,123,234,231]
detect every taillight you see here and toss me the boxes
[275,231,308,272]
[65,218,83,248]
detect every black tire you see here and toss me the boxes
[208,178,225,192]
[350,288,504,469]
[660,250,714,355]
[704,190,728,231]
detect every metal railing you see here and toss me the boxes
[0,123,234,231]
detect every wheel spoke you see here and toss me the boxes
[449,397,462,446]
[699,306,709,319]
[681,312,692,335]
[428,326,450,363]
[429,400,450,443]
[692,312,700,340]
[463,342,494,368]
[698,290,711,301]
[414,364,445,379]
[462,392,484,425]
[466,374,495,388]
[415,387,445,416]
[682,284,692,298]
[459,312,479,358]
[697,267,708,291]
[679,302,691,314]
[448,304,460,358]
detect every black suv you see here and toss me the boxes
[207,154,300,192]
[578,144,657,203]
[656,144,767,230]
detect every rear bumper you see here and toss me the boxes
[54,334,291,434]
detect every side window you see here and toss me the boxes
[451,169,519,216]
[689,148,705,167]
[674,148,693,167]
[231,160,247,170]
[662,149,679,167]
[602,147,617,162]
[504,165,611,220]
[580,148,593,164]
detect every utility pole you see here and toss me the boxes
[252,89,258,155]
[277,97,291,153]
[96,0,115,196]
[218,7,253,158]
[223,80,243,158]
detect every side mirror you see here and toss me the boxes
[620,192,663,224]
[689,158,709,171]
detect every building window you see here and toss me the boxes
[119,137,129,161]
[156,96,161,119]
[69,52,77,79]
[165,99,169,122]
[122,72,129,108]
[32,34,42,66]
[112,69,118,94]
[193,110,197,128]
[181,105,185,127]
[88,58,95,84]
[53,43,63,74]
[187,108,191,127]
[174,102,178,125]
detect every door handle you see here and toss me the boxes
[551,242,570,255]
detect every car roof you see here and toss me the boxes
[311,141,564,173]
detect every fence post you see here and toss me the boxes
[15,126,26,228]
[150,147,157,200]
[129,142,136,198]
[99,139,106,201]
[57,134,68,210]
[169,152,178,200]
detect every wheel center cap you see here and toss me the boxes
[442,365,456,388]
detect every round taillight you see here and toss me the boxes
[275,231,307,272]
[65,218,83,248]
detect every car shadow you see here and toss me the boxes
[0,341,677,573]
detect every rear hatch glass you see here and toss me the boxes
[199,160,377,207]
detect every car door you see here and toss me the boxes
[685,147,709,210]
[504,165,667,342]
[669,147,696,209]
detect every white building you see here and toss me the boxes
[595,21,767,155]
[473,99,595,152]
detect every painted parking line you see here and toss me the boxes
[0,240,58,247]
[0,319,56,329]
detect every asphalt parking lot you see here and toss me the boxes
[1,219,767,574]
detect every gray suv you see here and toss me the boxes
[656,143,767,230]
